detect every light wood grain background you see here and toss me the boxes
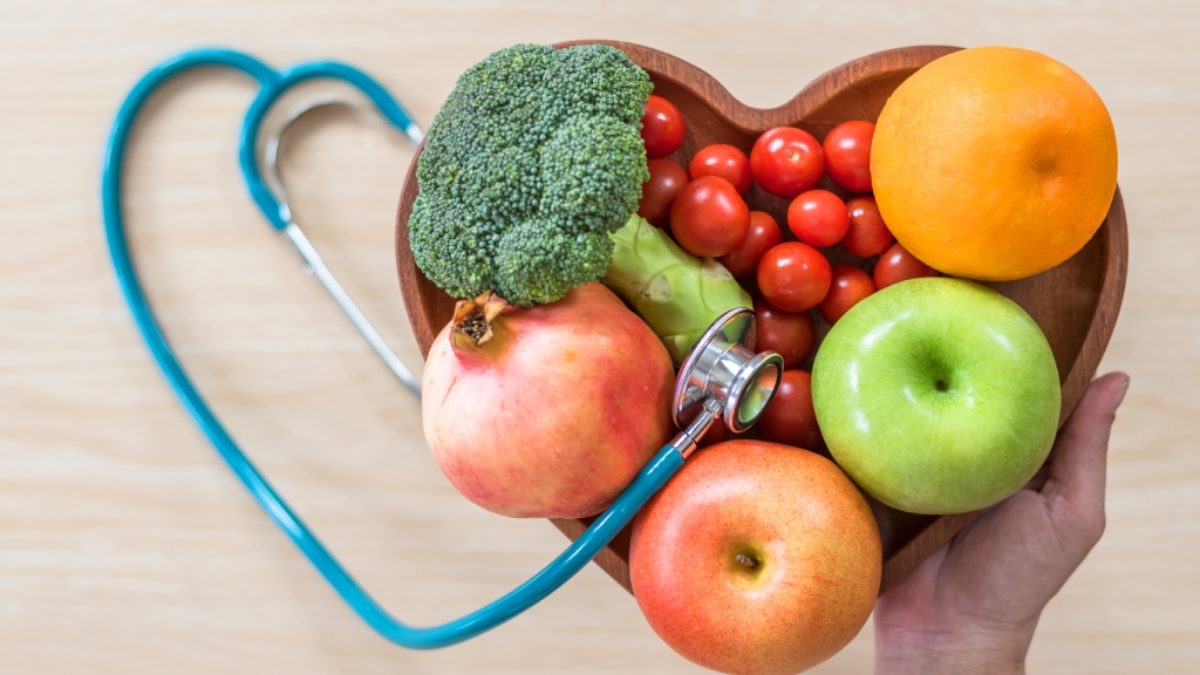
[2,1,1197,673]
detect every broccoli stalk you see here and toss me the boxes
[604,215,752,362]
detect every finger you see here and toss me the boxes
[1024,374,1125,495]
[1044,371,1129,524]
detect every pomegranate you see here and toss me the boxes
[421,282,675,519]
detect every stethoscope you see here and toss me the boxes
[101,47,783,649]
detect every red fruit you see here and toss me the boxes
[754,299,815,369]
[823,120,875,193]
[718,211,783,281]
[689,143,752,194]
[757,242,833,312]
[670,176,751,258]
[422,283,674,518]
[843,196,894,258]
[630,439,882,674]
[873,242,938,289]
[698,422,727,447]
[788,189,851,247]
[750,126,825,198]
[641,95,686,158]
[819,265,875,324]
[756,370,823,449]
[638,159,689,226]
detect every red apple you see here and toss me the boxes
[630,440,881,674]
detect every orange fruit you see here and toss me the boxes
[870,46,1118,280]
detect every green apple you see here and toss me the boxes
[811,277,1061,514]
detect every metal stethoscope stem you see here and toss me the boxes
[264,99,422,395]
[101,47,782,649]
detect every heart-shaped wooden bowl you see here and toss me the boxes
[395,42,1128,593]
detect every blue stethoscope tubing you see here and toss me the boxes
[100,47,686,649]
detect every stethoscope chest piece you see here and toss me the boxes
[673,308,784,436]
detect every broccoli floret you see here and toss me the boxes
[539,115,648,232]
[408,43,651,306]
[408,193,495,301]
[496,222,615,306]
[546,44,654,124]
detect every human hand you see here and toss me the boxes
[873,372,1130,675]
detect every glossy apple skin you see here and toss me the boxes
[422,283,674,519]
[630,440,881,675]
[812,277,1061,514]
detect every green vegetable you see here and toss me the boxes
[408,43,652,306]
[604,215,753,362]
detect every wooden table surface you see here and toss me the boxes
[2,1,1197,672]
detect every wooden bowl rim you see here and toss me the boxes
[558,40,961,128]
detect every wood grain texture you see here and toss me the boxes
[3,1,1198,674]
[395,41,1129,594]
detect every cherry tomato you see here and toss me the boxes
[638,159,688,226]
[670,176,750,258]
[641,95,686,159]
[787,189,850,248]
[873,242,938,289]
[749,127,824,198]
[699,421,727,447]
[756,242,832,312]
[688,144,752,194]
[717,211,783,280]
[818,265,875,324]
[842,196,894,258]
[823,120,875,193]
[754,299,815,368]
[756,370,822,449]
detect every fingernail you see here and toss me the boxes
[1114,374,1130,409]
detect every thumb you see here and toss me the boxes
[1044,371,1130,536]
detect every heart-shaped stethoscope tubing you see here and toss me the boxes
[101,47,782,649]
